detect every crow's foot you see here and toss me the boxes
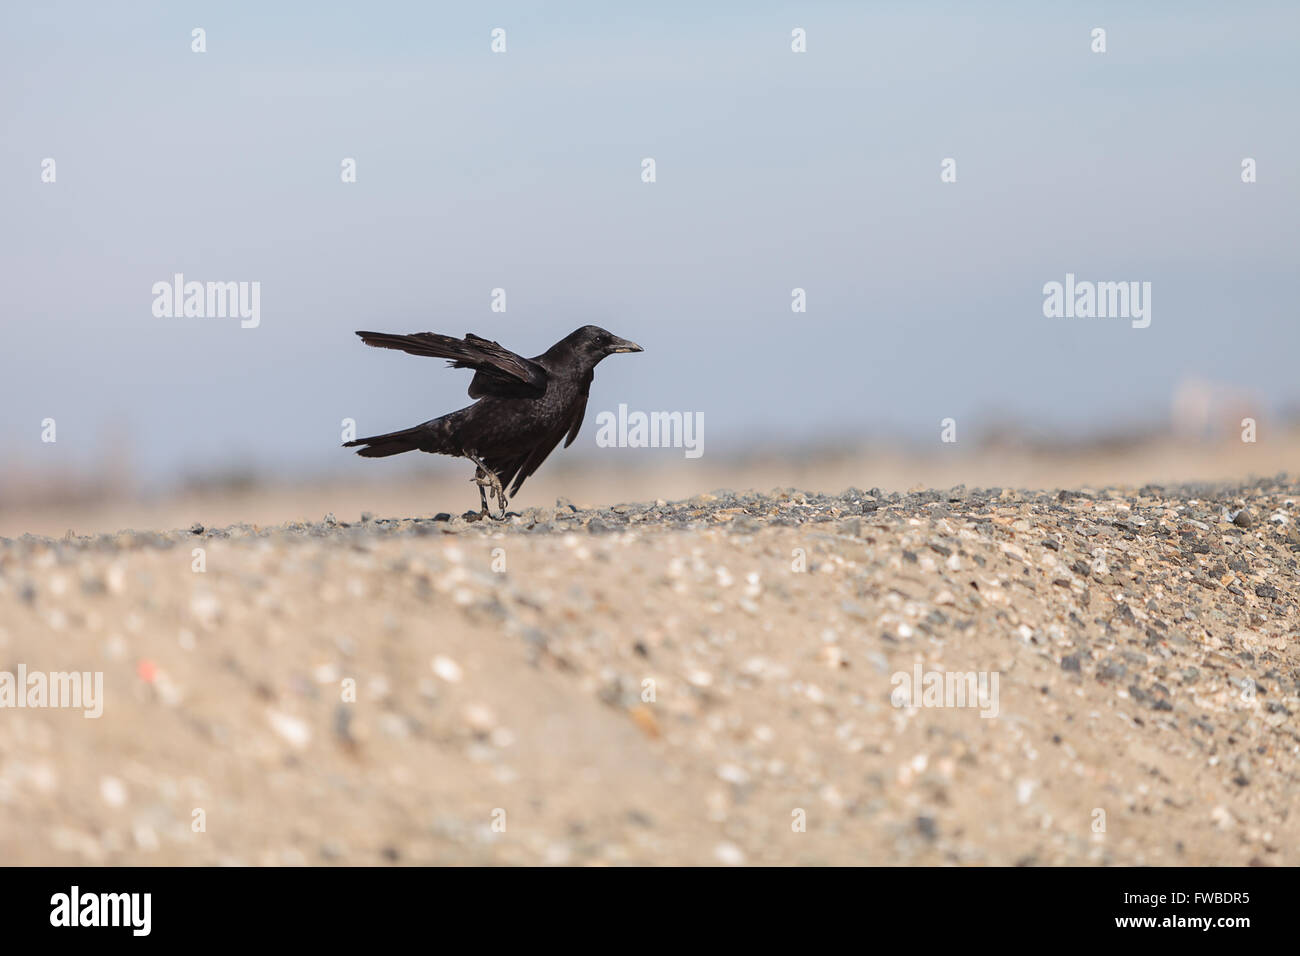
[467,455,508,520]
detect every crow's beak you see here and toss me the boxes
[608,337,643,353]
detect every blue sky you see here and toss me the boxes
[2,1,1297,481]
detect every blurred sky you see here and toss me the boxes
[2,1,1298,484]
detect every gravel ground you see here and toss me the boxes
[2,479,1298,865]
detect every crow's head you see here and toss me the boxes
[568,325,644,364]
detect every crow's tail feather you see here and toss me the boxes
[344,422,439,458]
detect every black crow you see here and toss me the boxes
[344,326,643,518]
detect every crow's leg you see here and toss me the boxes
[467,454,507,520]
[473,466,491,519]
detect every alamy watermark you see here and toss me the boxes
[891,663,999,718]
[0,665,103,718]
[1042,273,1150,329]
[152,273,260,328]
[594,404,703,458]
[50,886,150,936]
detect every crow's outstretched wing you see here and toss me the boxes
[354,330,548,398]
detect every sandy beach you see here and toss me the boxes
[2,461,1297,865]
